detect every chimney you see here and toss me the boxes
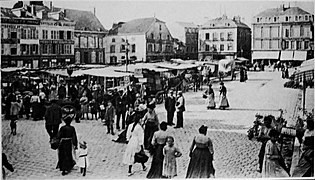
[94,7,96,16]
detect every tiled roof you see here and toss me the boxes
[116,17,163,35]
[203,16,250,29]
[255,7,311,17]
[176,22,198,28]
[1,7,17,18]
[54,7,106,32]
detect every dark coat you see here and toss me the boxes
[115,95,127,112]
[44,103,62,125]
[165,96,176,112]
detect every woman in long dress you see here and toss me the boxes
[142,103,159,150]
[80,93,89,120]
[262,129,289,177]
[203,84,215,109]
[218,82,229,110]
[146,122,168,178]
[56,116,78,176]
[292,119,314,177]
[122,115,147,176]
[186,125,215,178]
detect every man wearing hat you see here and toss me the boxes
[165,90,176,126]
[174,91,185,128]
[44,99,62,141]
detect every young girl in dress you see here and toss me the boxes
[77,141,89,176]
[163,136,182,178]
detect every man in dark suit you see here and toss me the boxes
[165,90,176,126]
[115,90,127,130]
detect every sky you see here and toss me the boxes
[1,0,314,30]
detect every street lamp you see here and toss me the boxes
[125,38,130,72]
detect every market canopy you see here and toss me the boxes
[252,51,280,60]
[294,59,314,82]
[155,63,200,70]
[235,57,249,63]
[1,67,31,72]
[280,51,294,61]
[81,68,132,78]
[293,51,307,61]
[45,69,84,77]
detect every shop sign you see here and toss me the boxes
[39,40,74,44]
[1,18,40,25]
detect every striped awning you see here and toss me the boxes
[252,51,280,60]
[294,59,314,82]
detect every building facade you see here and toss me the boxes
[105,17,174,64]
[1,7,41,68]
[252,5,314,64]
[167,22,199,60]
[198,15,251,61]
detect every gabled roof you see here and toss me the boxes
[54,7,107,32]
[116,17,164,35]
[255,7,311,17]
[1,7,18,18]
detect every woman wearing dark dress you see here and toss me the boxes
[146,122,168,179]
[56,116,78,176]
[186,125,215,178]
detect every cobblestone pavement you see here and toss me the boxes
[2,70,303,179]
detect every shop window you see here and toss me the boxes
[305,41,309,49]
[148,44,153,52]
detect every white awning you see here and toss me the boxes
[252,51,280,60]
[82,68,132,78]
[46,69,84,77]
[293,51,307,61]
[280,51,294,61]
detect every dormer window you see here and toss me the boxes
[305,15,308,21]
[257,18,260,22]
[112,38,115,42]
[274,17,277,22]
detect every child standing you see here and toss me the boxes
[77,141,89,176]
[163,136,182,178]
[89,99,98,120]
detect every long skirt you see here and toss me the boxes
[147,144,165,179]
[56,139,76,172]
[206,94,216,109]
[32,102,41,120]
[186,147,215,178]
[262,159,289,178]
[144,122,158,149]
[292,149,314,177]
[219,95,229,108]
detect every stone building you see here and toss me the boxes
[252,4,314,64]
[105,17,174,64]
[167,22,199,60]
[198,14,251,61]
[1,7,41,68]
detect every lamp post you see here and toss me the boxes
[125,38,130,72]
